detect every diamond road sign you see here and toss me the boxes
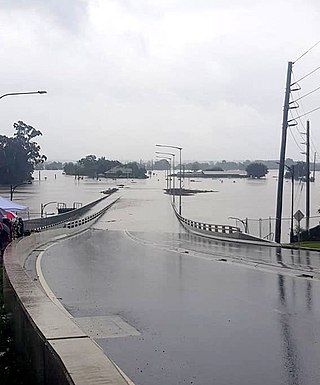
[294,209,304,222]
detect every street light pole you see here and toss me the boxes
[0,90,47,100]
[228,216,248,233]
[10,182,31,200]
[41,201,57,218]
[155,156,172,190]
[155,151,175,205]
[156,144,183,215]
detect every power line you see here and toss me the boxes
[290,73,307,137]
[291,71,320,155]
[291,65,320,85]
[289,103,306,143]
[290,85,320,103]
[288,123,303,152]
[289,109,306,141]
[310,139,318,155]
[294,40,320,64]
[289,105,320,121]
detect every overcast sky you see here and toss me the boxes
[0,0,320,162]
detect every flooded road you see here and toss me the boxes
[3,169,320,242]
[39,180,320,385]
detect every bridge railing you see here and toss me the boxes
[174,207,241,235]
[173,205,277,244]
[63,198,120,229]
[24,195,110,232]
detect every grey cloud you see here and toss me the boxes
[0,0,88,33]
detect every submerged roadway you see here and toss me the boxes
[38,187,320,385]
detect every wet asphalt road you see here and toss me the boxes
[41,222,320,385]
[36,187,320,385]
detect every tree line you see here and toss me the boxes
[63,155,147,179]
[0,121,309,185]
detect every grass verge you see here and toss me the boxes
[283,242,320,250]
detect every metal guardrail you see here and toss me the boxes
[174,207,241,235]
[24,196,110,232]
[63,198,120,229]
[173,206,277,245]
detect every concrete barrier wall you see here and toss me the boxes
[3,197,132,385]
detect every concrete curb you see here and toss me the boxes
[3,197,134,385]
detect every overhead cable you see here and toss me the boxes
[288,105,320,121]
[291,65,320,85]
[290,85,320,103]
[288,124,303,151]
[294,40,320,64]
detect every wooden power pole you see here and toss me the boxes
[275,62,293,243]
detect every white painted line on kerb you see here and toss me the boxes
[35,235,137,385]
[36,245,73,318]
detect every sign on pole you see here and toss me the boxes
[294,210,304,223]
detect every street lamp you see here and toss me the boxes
[156,144,183,215]
[40,201,57,218]
[155,156,172,190]
[10,181,32,200]
[155,151,175,205]
[0,90,47,100]
[228,216,248,233]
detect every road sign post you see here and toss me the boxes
[294,210,304,243]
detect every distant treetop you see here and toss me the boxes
[246,162,268,179]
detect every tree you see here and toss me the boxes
[45,161,63,170]
[63,162,77,175]
[246,162,268,179]
[205,166,224,172]
[96,157,120,175]
[153,159,170,170]
[0,121,46,184]
[78,155,97,178]
[284,161,308,180]
[125,162,148,179]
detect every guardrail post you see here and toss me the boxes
[269,217,272,240]
[259,218,262,238]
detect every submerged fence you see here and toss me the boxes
[173,205,275,244]
[231,215,320,243]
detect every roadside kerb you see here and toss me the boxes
[3,196,133,385]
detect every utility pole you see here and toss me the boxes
[306,120,310,231]
[290,165,295,243]
[275,61,293,243]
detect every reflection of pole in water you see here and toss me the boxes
[290,248,295,266]
[305,250,312,270]
[276,247,282,265]
[278,274,286,305]
[306,279,313,312]
[277,274,300,385]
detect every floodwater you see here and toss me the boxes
[36,171,320,385]
[2,169,320,242]
[12,168,320,384]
